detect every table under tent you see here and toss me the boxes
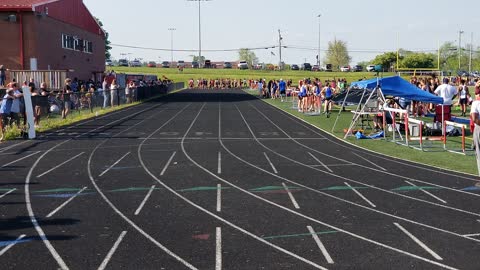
[331,76,467,152]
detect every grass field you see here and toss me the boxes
[113,66,394,85]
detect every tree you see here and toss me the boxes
[324,39,351,71]
[191,55,205,63]
[371,52,399,71]
[400,53,435,69]
[238,48,258,67]
[94,17,112,60]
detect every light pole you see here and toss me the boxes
[168,28,176,64]
[458,30,464,70]
[317,14,321,68]
[187,0,211,68]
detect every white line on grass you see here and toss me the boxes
[0,234,26,256]
[217,151,222,174]
[308,152,333,173]
[37,152,85,178]
[99,152,130,177]
[351,152,387,171]
[0,188,16,199]
[2,151,40,168]
[216,227,222,270]
[46,187,87,218]
[394,223,443,261]
[282,182,300,209]
[344,182,376,208]
[97,231,127,270]
[263,152,278,174]
[134,185,156,216]
[307,226,334,264]
[160,151,177,176]
[217,184,222,212]
[405,181,447,204]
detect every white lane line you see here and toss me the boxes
[216,184,222,212]
[0,188,16,199]
[0,234,27,256]
[351,152,387,171]
[97,231,128,270]
[263,152,278,174]
[463,233,480,237]
[0,140,30,153]
[215,227,222,270]
[36,152,85,178]
[134,185,156,216]
[394,223,443,261]
[46,187,88,218]
[160,151,177,176]
[282,182,300,209]
[217,151,222,174]
[2,151,40,168]
[405,181,447,204]
[99,152,130,177]
[308,152,333,173]
[344,182,376,208]
[307,226,334,264]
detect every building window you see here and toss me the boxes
[74,38,84,51]
[85,41,93,53]
[62,34,74,49]
[62,34,91,53]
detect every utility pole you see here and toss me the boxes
[187,0,212,68]
[458,30,464,70]
[469,32,473,74]
[278,29,283,70]
[317,14,321,67]
[168,28,176,64]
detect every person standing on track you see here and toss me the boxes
[279,79,286,102]
[469,87,480,187]
[322,82,335,117]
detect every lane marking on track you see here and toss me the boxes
[307,226,334,264]
[217,184,222,212]
[99,152,130,177]
[394,223,443,261]
[405,181,447,204]
[2,151,40,168]
[308,152,333,173]
[0,234,27,256]
[91,103,199,270]
[46,187,88,218]
[263,152,278,174]
[97,231,127,270]
[216,227,222,270]
[217,151,222,174]
[0,188,16,199]
[0,141,30,154]
[344,182,376,208]
[463,233,480,237]
[351,152,387,171]
[134,185,156,216]
[36,152,85,178]
[282,182,300,209]
[160,151,177,176]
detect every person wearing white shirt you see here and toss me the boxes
[469,86,480,186]
[434,78,458,106]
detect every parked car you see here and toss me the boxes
[366,65,376,72]
[147,61,156,68]
[340,65,351,72]
[118,59,129,67]
[177,60,185,68]
[301,63,312,71]
[291,64,299,70]
[204,60,212,68]
[105,59,113,67]
[192,61,199,68]
[223,62,232,69]
[312,65,320,71]
[324,64,333,72]
[238,61,248,70]
[352,65,363,72]
[129,59,142,67]
[161,61,170,68]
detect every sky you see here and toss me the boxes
[84,0,480,65]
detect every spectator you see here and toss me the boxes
[10,83,23,127]
[125,81,131,104]
[102,77,110,108]
[30,83,42,127]
[434,78,458,107]
[469,87,480,187]
[110,79,119,107]
[459,79,469,117]
[61,78,72,119]
[0,65,6,87]
[0,88,15,140]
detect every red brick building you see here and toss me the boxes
[0,0,106,81]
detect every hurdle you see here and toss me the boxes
[444,121,473,155]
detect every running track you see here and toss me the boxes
[1,88,480,270]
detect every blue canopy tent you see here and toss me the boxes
[350,76,443,104]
